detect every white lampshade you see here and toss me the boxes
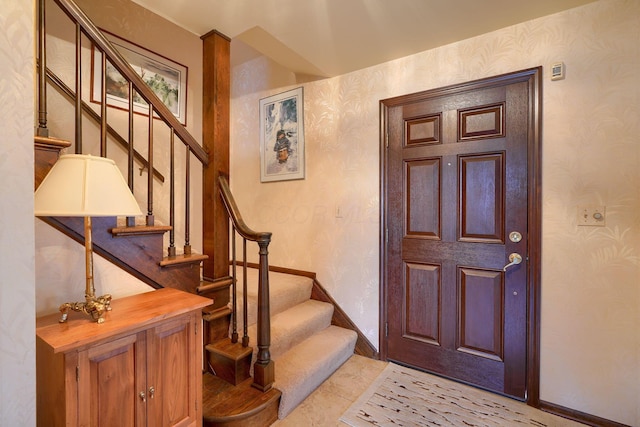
[34,154,142,217]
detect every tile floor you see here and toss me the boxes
[272,354,586,427]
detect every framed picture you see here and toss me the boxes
[91,30,188,125]
[259,87,305,182]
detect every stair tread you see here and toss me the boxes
[234,268,314,330]
[160,252,208,267]
[273,325,357,419]
[110,224,172,236]
[198,276,233,294]
[34,135,72,148]
[247,299,333,360]
[203,305,231,320]
[206,338,253,360]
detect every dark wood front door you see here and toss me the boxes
[381,68,541,400]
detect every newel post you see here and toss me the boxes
[201,29,230,281]
[252,238,274,391]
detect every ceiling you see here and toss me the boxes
[131,0,596,79]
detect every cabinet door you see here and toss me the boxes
[146,313,199,427]
[79,332,147,427]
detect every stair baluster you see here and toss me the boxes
[184,144,191,254]
[146,104,154,225]
[231,228,238,344]
[242,238,249,347]
[168,132,176,256]
[99,52,107,156]
[37,0,48,137]
[126,82,135,227]
[74,23,82,153]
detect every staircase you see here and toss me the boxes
[203,268,357,424]
[35,136,207,296]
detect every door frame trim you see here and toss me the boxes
[378,67,542,406]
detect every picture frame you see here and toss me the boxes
[259,87,305,182]
[91,30,188,125]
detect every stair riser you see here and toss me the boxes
[202,374,281,427]
[205,316,231,348]
[203,286,231,311]
[207,351,251,386]
[203,406,278,427]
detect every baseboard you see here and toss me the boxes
[539,400,631,427]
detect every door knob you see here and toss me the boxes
[503,253,523,271]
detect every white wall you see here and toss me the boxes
[0,0,36,425]
[230,1,640,425]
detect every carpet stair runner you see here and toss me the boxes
[236,268,357,419]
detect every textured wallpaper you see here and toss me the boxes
[230,1,640,424]
[0,1,36,425]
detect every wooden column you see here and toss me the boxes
[201,30,230,281]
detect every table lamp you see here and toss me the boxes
[34,154,143,323]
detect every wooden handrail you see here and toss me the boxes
[218,175,274,392]
[218,176,272,244]
[52,0,208,166]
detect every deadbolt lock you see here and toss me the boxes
[509,231,522,243]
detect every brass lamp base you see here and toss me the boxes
[59,294,112,324]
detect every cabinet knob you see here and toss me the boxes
[139,391,146,402]
[149,386,155,399]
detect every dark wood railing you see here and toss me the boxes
[218,175,275,392]
[38,0,208,258]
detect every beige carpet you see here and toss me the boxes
[340,363,582,427]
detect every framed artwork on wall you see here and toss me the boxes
[259,87,305,182]
[91,30,188,125]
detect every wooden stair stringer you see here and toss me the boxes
[40,215,202,292]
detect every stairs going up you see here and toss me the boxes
[34,136,209,295]
[203,268,357,424]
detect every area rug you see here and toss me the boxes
[340,363,554,427]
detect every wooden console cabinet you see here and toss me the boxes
[36,288,212,427]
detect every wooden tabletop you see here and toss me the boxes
[36,288,212,353]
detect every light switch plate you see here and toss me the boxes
[577,206,605,226]
[551,62,565,80]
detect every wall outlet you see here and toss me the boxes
[577,206,605,226]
